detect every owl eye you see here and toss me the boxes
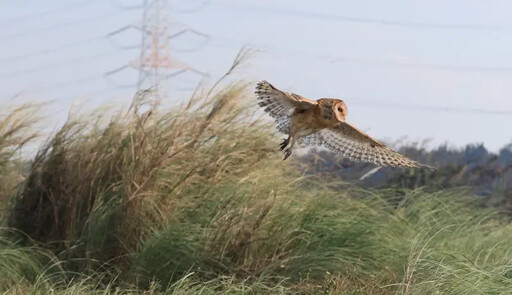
[337,107,343,113]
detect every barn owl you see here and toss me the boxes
[255,80,435,171]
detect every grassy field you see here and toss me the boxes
[2,61,512,294]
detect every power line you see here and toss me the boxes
[1,74,105,99]
[0,0,95,27]
[348,97,512,116]
[15,78,512,116]
[10,79,512,116]
[168,27,211,52]
[34,74,105,91]
[0,36,105,63]
[212,1,512,32]
[168,0,210,14]
[0,10,122,42]
[211,35,512,115]
[211,35,512,73]
[0,51,122,79]
[330,57,512,72]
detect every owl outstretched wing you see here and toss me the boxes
[255,80,317,134]
[301,122,435,171]
[255,80,317,118]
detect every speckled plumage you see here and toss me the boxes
[255,80,435,171]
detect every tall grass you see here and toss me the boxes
[0,104,39,216]
[2,56,512,294]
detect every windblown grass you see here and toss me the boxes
[0,103,39,216]
[2,55,512,294]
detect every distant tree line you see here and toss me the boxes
[298,142,512,209]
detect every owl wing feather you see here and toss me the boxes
[255,80,317,119]
[302,122,435,171]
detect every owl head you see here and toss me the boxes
[319,98,347,123]
[333,99,347,122]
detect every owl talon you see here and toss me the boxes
[279,138,290,151]
[283,148,292,160]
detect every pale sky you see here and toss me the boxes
[1,0,512,151]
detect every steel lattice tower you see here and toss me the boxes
[105,0,209,99]
[136,0,188,96]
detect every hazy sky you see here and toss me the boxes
[1,0,512,151]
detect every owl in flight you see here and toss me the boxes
[255,80,435,171]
